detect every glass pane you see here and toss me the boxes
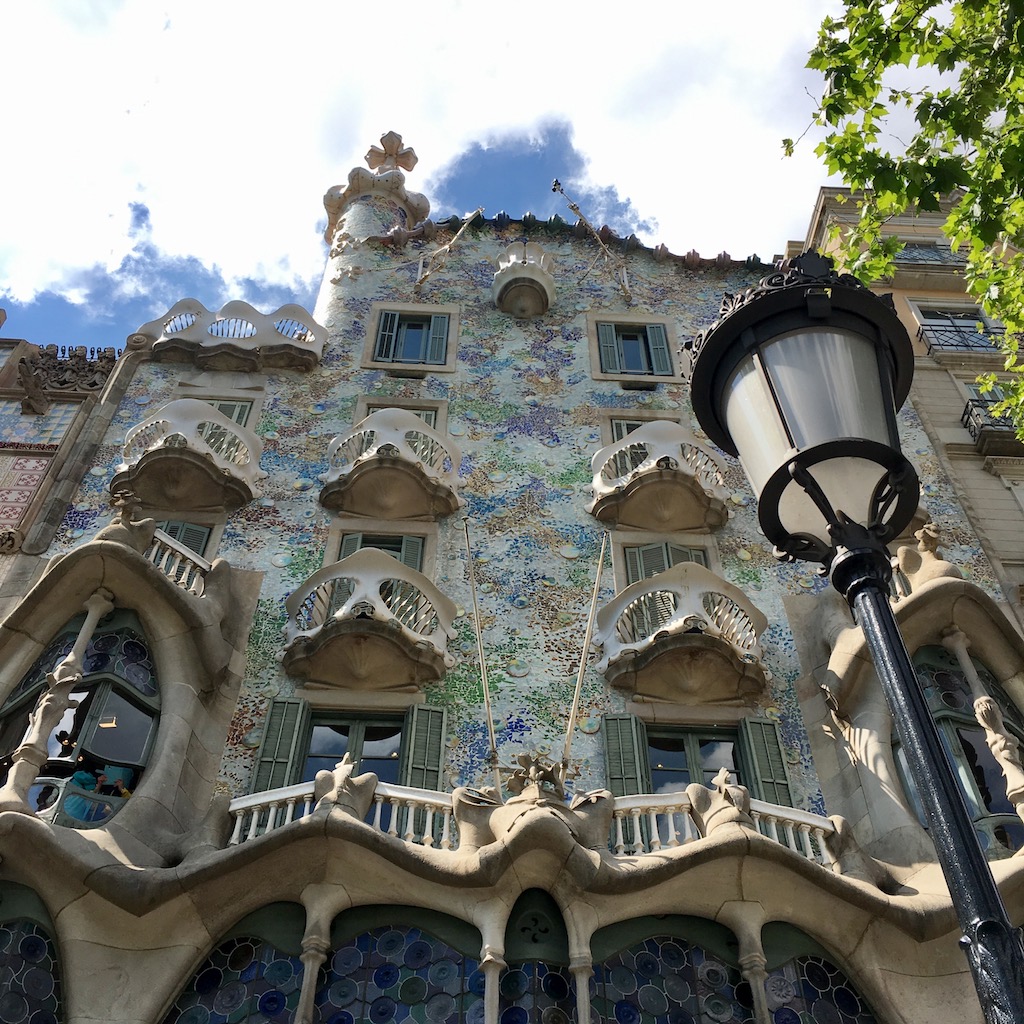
[302,724,351,782]
[84,690,154,765]
[699,738,741,787]
[618,331,649,373]
[397,321,427,361]
[47,689,92,760]
[648,734,690,793]
[359,724,403,785]
[957,725,1014,815]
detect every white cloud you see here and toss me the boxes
[2,0,842,305]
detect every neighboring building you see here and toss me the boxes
[0,141,1021,1024]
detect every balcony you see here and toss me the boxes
[281,547,457,689]
[319,409,462,520]
[588,421,729,531]
[961,397,1024,457]
[227,778,838,869]
[918,322,1003,356]
[593,562,769,705]
[143,528,213,596]
[138,299,326,371]
[111,399,266,512]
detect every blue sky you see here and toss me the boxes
[1,2,840,351]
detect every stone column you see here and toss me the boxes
[570,956,593,1024]
[295,934,330,1024]
[480,946,506,1024]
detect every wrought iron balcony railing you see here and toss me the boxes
[918,322,1003,355]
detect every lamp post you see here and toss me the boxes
[686,251,1024,1024]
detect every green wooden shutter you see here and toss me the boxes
[646,324,672,375]
[740,717,793,806]
[597,323,620,373]
[602,714,651,796]
[209,400,252,425]
[156,520,212,556]
[251,698,310,793]
[427,315,449,364]
[375,310,400,360]
[400,704,447,791]
[399,535,424,571]
[667,543,706,568]
[338,532,363,561]
[625,543,670,584]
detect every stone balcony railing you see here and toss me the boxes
[319,409,462,520]
[112,398,267,511]
[594,562,769,705]
[588,421,729,531]
[281,547,458,688]
[143,528,212,596]
[227,779,838,869]
[134,298,326,371]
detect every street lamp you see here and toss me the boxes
[686,251,1024,1024]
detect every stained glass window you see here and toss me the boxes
[763,955,878,1023]
[0,920,63,1024]
[162,935,303,1024]
[498,962,574,1024]
[316,924,481,1024]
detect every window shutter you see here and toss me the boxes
[375,311,400,360]
[597,323,620,373]
[668,544,705,568]
[646,324,672,375]
[251,698,310,793]
[427,315,449,364]
[338,533,363,560]
[602,714,651,796]
[210,400,252,425]
[639,543,670,580]
[740,717,792,806]
[156,520,212,556]
[399,535,425,572]
[401,704,447,791]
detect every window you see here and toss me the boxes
[623,542,707,585]
[0,612,160,825]
[251,701,446,794]
[597,322,672,376]
[365,404,437,428]
[610,417,648,441]
[602,715,792,806]
[337,532,424,569]
[193,399,253,463]
[895,646,1024,857]
[354,397,448,434]
[374,311,449,365]
[914,304,1002,352]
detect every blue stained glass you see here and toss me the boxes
[0,921,63,1022]
[763,955,878,1023]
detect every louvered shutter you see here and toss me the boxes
[427,315,449,364]
[399,535,424,571]
[740,717,792,806]
[597,323,620,373]
[602,714,651,796]
[668,543,706,568]
[626,543,669,584]
[400,704,447,791]
[338,533,363,560]
[209,400,252,425]
[375,311,400,360]
[646,324,672,375]
[251,698,310,793]
[157,520,212,556]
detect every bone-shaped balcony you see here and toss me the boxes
[281,547,458,689]
[588,421,729,531]
[594,562,769,706]
[111,398,266,512]
[319,409,462,520]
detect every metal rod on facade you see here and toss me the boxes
[561,532,607,768]
[463,517,502,794]
[831,542,1024,1024]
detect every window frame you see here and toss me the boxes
[352,396,449,435]
[597,409,682,447]
[907,298,1004,356]
[323,515,437,576]
[361,302,460,376]
[586,312,679,386]
[610,527,720,591]
[301,712,406,785]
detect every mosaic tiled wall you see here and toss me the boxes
[46,221,1006,814]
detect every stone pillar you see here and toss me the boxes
[570,956,593,1024]
[295,934,330,1024]
[480,946,506,1024]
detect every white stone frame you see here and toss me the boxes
[609,526,722,593]
[596,408,683,447]
[585,311,680,387]
[353,395,449,435]
[321,514,439,578]
[172,375,269,430]
[360,301,461,376]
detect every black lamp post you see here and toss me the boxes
[686,251,1024,1024]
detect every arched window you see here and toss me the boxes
[0,883,64,1024]
[162,903,306,1024]
[0,610,160,826]
[895,645,1024,858]
[317,908,482,1024]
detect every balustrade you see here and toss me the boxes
[144,528,212,596]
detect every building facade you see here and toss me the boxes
[0,136,1022,1024]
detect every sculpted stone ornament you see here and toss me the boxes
[313,753,377,821]
[96,491,157,555]
[896,522,963,592]
[452,752,613,852]
[17,357,50,415]
[684,768,756,838]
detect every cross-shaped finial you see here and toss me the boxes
[365,131,418,174]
